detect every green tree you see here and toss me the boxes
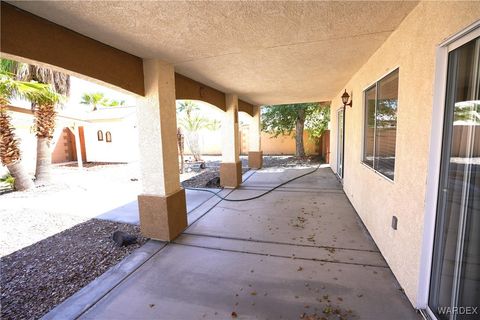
[261,103,330,157]
[0,70,55,190]
[177,100,221,161]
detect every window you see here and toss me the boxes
[105,131,112,143]
[97,130,104,141]
[362,69,399,180]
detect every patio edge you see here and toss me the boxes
[41,240,166,320]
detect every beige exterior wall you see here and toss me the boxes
[183,128,319,156]
[260,131,319,156]
[82,117,139,163]
[329,1,480,307]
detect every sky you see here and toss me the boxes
[66,76,137,111]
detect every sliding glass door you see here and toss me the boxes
[429,35,480,319]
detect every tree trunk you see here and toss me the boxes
[185,131,202,161]
[7,162,34,191]
[35,137,52,185]
[295,108,306,157]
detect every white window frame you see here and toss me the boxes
[417,20,480,318]
[361,67,400,182]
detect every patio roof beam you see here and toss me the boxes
[0,2,144,96]
[175,73,255,116]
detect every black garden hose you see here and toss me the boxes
[182,163,322,202]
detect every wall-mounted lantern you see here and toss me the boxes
[341,90,353,108]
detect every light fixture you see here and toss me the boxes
[341,89,353,108]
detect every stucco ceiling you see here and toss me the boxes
[8,1,418,105]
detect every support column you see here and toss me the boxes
[220,94,242,188]
[73,124,83,169]
[248,106,263,169]
[136,59,187,241]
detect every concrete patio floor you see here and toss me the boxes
[45,166,419,320]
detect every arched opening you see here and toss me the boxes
[97,130,104,141]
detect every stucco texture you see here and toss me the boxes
[329,1,480,306]
[8,1,418,105]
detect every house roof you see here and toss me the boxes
[7,1,419,105]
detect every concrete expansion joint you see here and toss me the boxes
[172,241,388,269]
[182,232,381,253]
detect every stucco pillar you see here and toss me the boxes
[220,94,242,188]
[248,106,263,169]
[73,124,83,169]
[136,59,187,241]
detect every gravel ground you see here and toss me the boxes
[0,219,147,320]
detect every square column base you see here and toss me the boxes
[248,151,263,169]
[220,161,242,188]
[138,188,187,241]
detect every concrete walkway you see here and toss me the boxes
[45,166,419,320]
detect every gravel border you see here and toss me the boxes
[0,219,147,320]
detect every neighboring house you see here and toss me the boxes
[0,105,138,177]
[77,107,139,163]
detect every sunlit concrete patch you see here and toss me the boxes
[79,244,419,320]
[96,189,221,225]
[240,166,342,191]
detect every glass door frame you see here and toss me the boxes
[336,107,345,180]
[418,21,480,319]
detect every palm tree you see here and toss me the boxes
[33,90,61,185]
[177,100,221,161]
[80,92,109,111]
[2,59,69,185]
[0,71,53,190]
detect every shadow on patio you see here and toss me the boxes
[45,166,419,320]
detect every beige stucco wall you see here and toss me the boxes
[260,131,319,155]
[83,117,139,163]
[329,1,480,307]
[183,128,320,156]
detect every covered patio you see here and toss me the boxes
[3,1,479,319]
[45,166,418,319]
